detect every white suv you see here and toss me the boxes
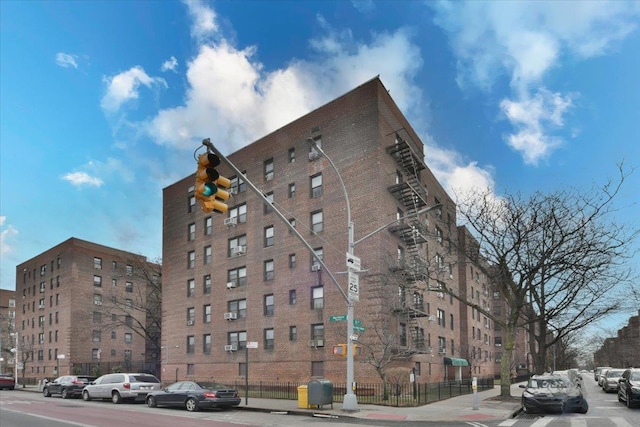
[82,373,160,403]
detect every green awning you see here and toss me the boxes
[444,357,469,366]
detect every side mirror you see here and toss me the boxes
[519,384,526,388]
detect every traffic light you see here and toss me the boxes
[195,152,231,214]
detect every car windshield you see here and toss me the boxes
[529,378,568,388]
[607,370,624,377]
[630,372,640,381]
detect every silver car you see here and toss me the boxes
[602,368,625,393]
[82,373,160,403]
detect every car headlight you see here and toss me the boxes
[522,390,534,398]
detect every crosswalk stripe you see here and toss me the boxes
[610,417,634,427]
[530,417,557,427]
[572,419,587,427]
[497,420,518,426]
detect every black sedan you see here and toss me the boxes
[146,381,241,412]
[43,375,96,399]
[520,375,588,414]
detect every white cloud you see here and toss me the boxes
[185,0,219,41]
[431,1,640,164]
[161,56,178,72]
[55,52,78,68]
[101,66,167,113]
[0,216,18,257]
[61,171,104,187]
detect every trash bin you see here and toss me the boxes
[308,379,333,409]
[297,385,310,409]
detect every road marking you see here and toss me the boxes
[530,417,556,427]
[497,420,518,426]
[611,417,634,427]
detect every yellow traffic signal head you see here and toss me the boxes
[195,152,231,214]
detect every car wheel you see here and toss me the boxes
[185,397,199,412]
[82,390,91,401]
[627,392,636,409]
[43,387,51,397]
[61,388,69,399]
[618,391,624,403]
[578,401,588,414]
[112,392,122,404]
[147,396,157,408]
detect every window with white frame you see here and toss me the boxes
[311,210,323,233]
[311,286,324,309]
[264,260,274,281]
[310,173,323,198]
[264,226,274,247]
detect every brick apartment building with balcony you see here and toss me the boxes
[14,238,158,380]
[162,77,498,385]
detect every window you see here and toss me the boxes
[187,336,195,354]
[311,361,324,377]
[264,260,274,281]
[450,314,454,330]
[288,183,296,198]
[289,253,296,268]
[228,331,247,350]
[126,264,133,275]
[93,312,102,324]
[495,336,502,347]
[309,136,322,159]
[188,223,196,241]
[125,315,133,326]
[189,195,196,213]
[311,324,324,341]
[229,203,247,223]
[264,294,274,316]
[310,173,323,197]
[264,226,274,247]
[187,307,195,324]
[204,245,212,264]
[203,275,212,294]
[289,290,297,305]
[93,275,102,287]
[437,309,445,327]
[264,328,274,350]
[264,192,274,214]
[311,247,323,270]
[92,348,101,360]
[203,304,211,323]
[414,327,425,348]
[94,257,102,269]
[289,326,297,341]
[203,334,211,354]
[311,210,323,233]
[125,299,133,308]
[288,218,296,232]
[228,299,247,318]
[93,294,102,305]
[228,266,247,287]
[187,279,195,297]
[288,148,295,163]
[92,330,101,342]
[228,235,247,257]
[230,174,246,194]
[438,336,446,352]
[188,251,195,268]
[125,333,132,344]
[112,279,117,287]
[311,286,324,309]
[204,217,212,235]
[125,282,133,293]
[264,158,274,181]
[436,226,443,244]
[400,323,407,346]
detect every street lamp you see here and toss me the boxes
[10,331,19,387]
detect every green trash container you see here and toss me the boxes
[308,379,333,409]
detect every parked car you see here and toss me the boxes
[82,373,160,403]
[0,374,15,390]
[595,366,612,382]
[602,369,625,393]
[598,368,612,387]
[520,374,588,414]
[43,375,96,399]
[146,381,241,412]
[617,368,640,408]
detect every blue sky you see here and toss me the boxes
[1,1,639,330]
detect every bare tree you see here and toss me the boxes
[453,165,638,397]
[96,256,162,371]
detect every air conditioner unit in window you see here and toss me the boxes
[233,246,246,256]
[437,292,445,299]
[309,339,324,347]
[224,344,237,352]
[38,304,45,309]
[427,315,436,322]
[311,264,321,272]
[226,281,237,289]
[426,346,433,353]
[187,320,194,326]
[94,301,102,306]
[308,151,321,161]
[438,348,446,354]
[224,217,237,227]
[224,312,237,320]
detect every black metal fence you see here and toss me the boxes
[230,377,494,407]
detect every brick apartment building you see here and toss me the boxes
[14,238,159,381]
[162,77,499,385]
[594,309,640,368]
[0,288,17,375]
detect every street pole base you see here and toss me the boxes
[342,393,359,412]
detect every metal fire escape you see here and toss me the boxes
[386,131,433,353]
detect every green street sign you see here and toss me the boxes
[329,315,347,322]
[353,326,365,333]
[354,319,362,327]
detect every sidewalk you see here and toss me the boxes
[15,382,524,422]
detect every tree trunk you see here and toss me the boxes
[499,322,517,397]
